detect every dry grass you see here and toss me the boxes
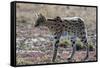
[16,3,97,65]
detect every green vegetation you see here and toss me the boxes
[16,3,96,64]
[88,43,94,51]
[59,39,71,47]
[75,39,83,51]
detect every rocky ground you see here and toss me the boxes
[16,46,97,65]
[16,24,97,65]
[16,4,97,65]
[16,26,97,65]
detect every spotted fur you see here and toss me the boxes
[35,14,89,62]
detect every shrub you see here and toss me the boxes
[63,39,71,45]
[88,43,94,51]
[75,40,83,51]
[59,39,71,48]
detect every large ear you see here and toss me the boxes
[38,13,43,17]
[34,13,38,18]
[39,13,46,21]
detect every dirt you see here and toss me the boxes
[17,50,97,65]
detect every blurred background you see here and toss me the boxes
[16,3,97,65]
